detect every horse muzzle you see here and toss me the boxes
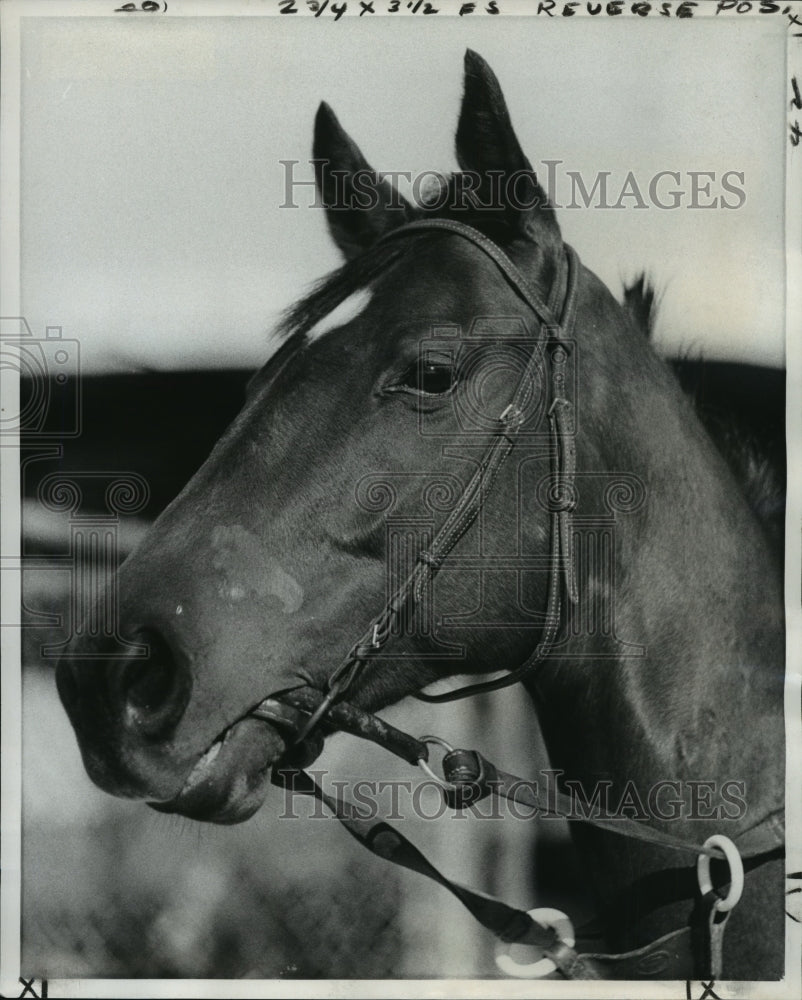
[55,625,196,796]
[56,624,287,818]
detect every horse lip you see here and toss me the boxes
[166,683,307,798]
[179,731,228,794]
[148,712,287,822]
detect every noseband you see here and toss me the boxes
[293,219,581,742]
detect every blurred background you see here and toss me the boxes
[12,6,787,982]
[21,12,787,370]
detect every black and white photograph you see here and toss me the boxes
[1,1,800,996]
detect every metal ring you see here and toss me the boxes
[416,735,456,789]
[419,735,454,753]
[291,692,334,745]
[697,835,744,913]
[494,907,575,979]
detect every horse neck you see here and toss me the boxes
[530,272,784,835]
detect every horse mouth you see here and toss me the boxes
[149,713,287,824]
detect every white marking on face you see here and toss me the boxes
[211,525,304,613]
[306,288,373,342]
[183,739,223,791]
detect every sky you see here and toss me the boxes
[18,10,788,372]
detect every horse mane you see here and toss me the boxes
[623,273,659,339]
[623,274,785,556]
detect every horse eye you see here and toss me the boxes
[395,360,456,396]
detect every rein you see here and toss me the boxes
[248,220,786,979]
[255,688,784,981]
[254,689,784,864]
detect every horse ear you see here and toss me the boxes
[456,49,560,245]
[313,102,413,260]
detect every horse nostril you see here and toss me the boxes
[118,629,192,739]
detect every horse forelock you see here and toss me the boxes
[277,165,568,342]
[276,241,411,344]
[306,288,375,342]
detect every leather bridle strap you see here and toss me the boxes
[269,762,783,981]
[253,687,428,765]
[258,691,784,979]
[261,692,785,862]
[294,221,579,740]
[412,223,579,703]
[435,746,786,861]
[271,764,602,980]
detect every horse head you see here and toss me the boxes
[56,50,782,868]
[55,51,572,821]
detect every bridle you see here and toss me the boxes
[292,218,581,743]
[249,219,786,979]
